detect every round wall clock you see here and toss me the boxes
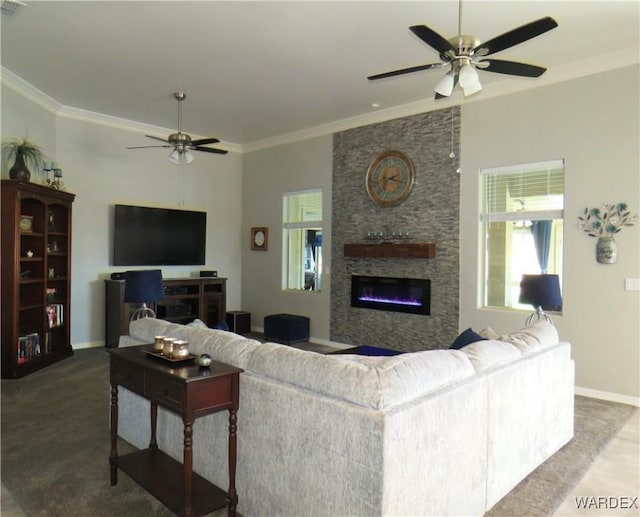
[251,227,268,251]
[365,150,415,207]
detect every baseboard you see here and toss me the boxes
[575,386,640,407]
[72,341,105,350]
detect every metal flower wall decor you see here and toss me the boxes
[578,202,637,264]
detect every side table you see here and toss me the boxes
[108,345,243,517]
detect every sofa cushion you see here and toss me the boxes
[478,326,499,340]
[247,343,475,410]
[450,328,486,349]
[460,340,522,372]
[497,321,559,355]
[128,317,175,340]
[128,318,262,368]
[187,318,208,328]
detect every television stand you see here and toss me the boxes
[104,277,226,347]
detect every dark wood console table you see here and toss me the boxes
[108,345,243,517]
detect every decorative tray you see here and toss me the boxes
[144,349,196,363]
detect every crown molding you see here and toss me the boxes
[1,66,241,154]
[3,45,638,155]
[1,66,61,114]
[243,46,639,152]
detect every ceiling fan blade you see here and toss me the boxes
[473,17,558,57]
[145,135,170,143]
[190,137,220,146]
[126,145,172,149]
[368,62,445,81]
[478,59,547,77]
[410,25,456,55]
[192,146,228,155]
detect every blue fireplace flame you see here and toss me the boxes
[351,275,430,315]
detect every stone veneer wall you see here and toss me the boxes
[330,107,460,351]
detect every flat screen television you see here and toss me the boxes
[113,204,206,266]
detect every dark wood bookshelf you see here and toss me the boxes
[1,180,75,379]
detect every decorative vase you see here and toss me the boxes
[9,154,31,182]
[596,236,618,264]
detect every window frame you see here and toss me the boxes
[479,159,565,311]
[282,188,323,292]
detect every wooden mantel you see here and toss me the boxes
[343,242,436,259]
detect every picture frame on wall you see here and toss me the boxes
[250,227,268,251]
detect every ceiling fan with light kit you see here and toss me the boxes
[367,0,558,99]
[127,92,227,165]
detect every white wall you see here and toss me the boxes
[241,136,333,341]
[460,65,640,401]
[2,84,244,347]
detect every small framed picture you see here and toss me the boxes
[251,227,268,251]
[19,215,34,233]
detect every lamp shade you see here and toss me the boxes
[169,148,195,165]
[519,274,562,311]
[435,72,454,97]
[124,270,165,304]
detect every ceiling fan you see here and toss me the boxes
[127,92,227,165]
[367,0,558,99]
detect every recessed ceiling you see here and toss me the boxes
[1,1,638,148]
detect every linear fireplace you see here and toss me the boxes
[351,275,431,315]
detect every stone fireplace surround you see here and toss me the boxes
[331,107,460,352]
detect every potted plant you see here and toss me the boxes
[1,136,47,182]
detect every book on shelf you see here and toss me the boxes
[44,331,52,354]
[17,333,41,363]
[46,304,64,329]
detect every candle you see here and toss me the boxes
[54,168,63,178]
[50,162,58,169]
[43,162,52,171]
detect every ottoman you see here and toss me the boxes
[264,314,310,344]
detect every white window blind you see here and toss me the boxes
[283,188,323,227]
[481,159,564,222]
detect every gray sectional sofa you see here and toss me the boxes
[115,318,574,516]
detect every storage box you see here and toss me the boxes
[226,311,251,335]
[264,313,310,344]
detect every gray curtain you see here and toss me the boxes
[531,220,552,273]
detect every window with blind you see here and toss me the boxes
[282,189,323,291]
[480,160,564,310]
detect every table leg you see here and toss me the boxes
[109,383,118,486]
[227,408,238,516]
[149,401,158,450]
[183,419,194,517]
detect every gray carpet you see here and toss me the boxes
[1,348,636,517]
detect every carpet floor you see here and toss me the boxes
[1,347,636,516]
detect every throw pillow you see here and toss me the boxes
[478,326,499,339]
[450,327,486,350]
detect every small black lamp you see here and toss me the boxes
[519,274,562,325]
[124,270,165,320]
